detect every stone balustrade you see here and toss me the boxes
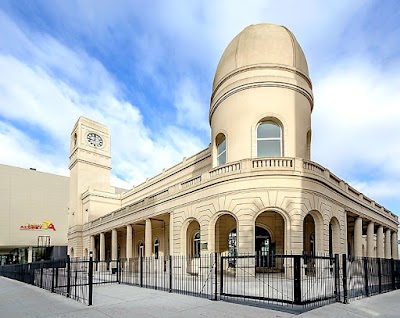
[84,157,398,230]
[209,162,241,177]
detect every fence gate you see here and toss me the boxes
[219,253,337,311]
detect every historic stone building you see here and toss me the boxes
[67,24,398,264]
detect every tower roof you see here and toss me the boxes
[212,24,310,92]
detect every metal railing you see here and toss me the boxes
[219,253,338,312]
[0,257,91,304]
[342,255,399,303]
[119,254,216,298]
[1,253,400,311]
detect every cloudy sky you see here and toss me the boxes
[0,1,399,213]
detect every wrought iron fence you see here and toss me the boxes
[0,257,92,305]
[219,253,337,312]
[1,253,400,311]
[343,255,399,302]
[119,254,216,298]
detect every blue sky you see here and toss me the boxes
[0,1,400,214]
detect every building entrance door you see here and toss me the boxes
[228,228,237,268]
[255,226,275,267]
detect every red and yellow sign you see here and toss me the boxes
[20,220,56,231]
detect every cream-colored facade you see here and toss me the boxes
[68,24,398,263]
[0,164,69,264]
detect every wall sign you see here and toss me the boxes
[20,220,56,231]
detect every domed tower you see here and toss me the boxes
[210,24,313,167]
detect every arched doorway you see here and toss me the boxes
[215,213,237,268]
[254,210,285,269]
[186,219,200,257]
[303,214,316,255]
[329,217,340,255]
[228,228,237,268]
[255,226,275,267]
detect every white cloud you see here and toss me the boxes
[0,12,206,188]
[0,122,68,176]
[1,2,399,212]
[312,57,400,208]
[174,78,209,132]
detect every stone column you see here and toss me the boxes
[126,225,133,259]
[377,226,384,258]
[145,219,152,257]
[385,229,391,259]
[354,217,363,257]
[367,221,375,257]
[100,232,105,271]
[100,232,105,261]
[391,231,398,259]
[112,229,118,260]
[169,212,174,256]
[90,235,96,260]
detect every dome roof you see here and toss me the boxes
[212,24,309,92]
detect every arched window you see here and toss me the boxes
[257,121,282,157]
[193,232,200,258]
[216,133,226,166]
[138,241,144,258]
[154,239,159,259]
[310,233,315,256]
[228,229,237,268]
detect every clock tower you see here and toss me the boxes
[68,116,112,256]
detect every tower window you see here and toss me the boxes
[257,121,282,157]
[216,133,226,166]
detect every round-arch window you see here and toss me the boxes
[193,232,200,258]
[139,242,144,257]
[216,133,226,166]
[154,239,159,259]
[257,121,282,157]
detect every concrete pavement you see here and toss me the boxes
[1,277,400,317]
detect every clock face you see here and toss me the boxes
[87,133,103,147]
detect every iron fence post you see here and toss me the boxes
[66,256,71,298]
[220,254,224,298]
[21,264,24,284]
[117,258,120,284]
[293,255,301,305]
[334,254,340,301]
[51,265,55,293]
[396,260,400,289]
[169,255,172,293]
[342,254,348,303]
[55,267,59,288]
[214,252,218,301]
[363,257,369,296]
[74,270,78,299]
[89,252,93,306]
[140,255,143,288]
[391,258,396,290]
[378,258,382,294]
[40,261,43,289]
